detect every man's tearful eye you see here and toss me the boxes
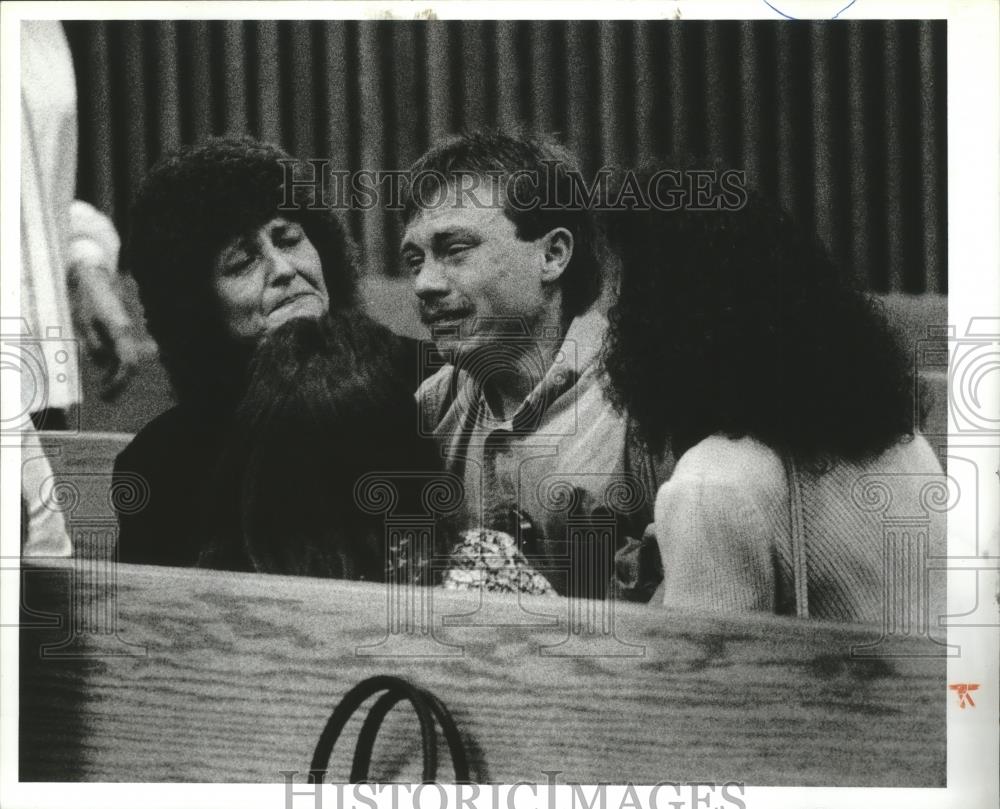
[402,251,424,274]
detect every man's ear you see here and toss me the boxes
[539,227,574,283]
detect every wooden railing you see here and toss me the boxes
[19,560,946,785]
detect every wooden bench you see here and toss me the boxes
[18,296,952,784]
[21,432,132,557]
[30,430,132,516]
[19,560,946,785]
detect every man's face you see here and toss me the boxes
[402,183,554,358]
[212,217,329,342]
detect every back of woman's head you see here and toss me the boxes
[125,136,359,411]
[602,168,914,465]
[205,311,439,578]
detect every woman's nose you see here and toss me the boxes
[262,243,296,283]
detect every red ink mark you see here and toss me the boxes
[949,683,979,708]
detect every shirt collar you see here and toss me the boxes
[469,305,609,432]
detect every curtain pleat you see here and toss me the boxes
[738,22,763,191]
[810,24,834,258]
[77,22,115,217]
[917,21,946,294]
[316,22,350,173]
[64,19,946,291]
[847,23,875,289]
[221,21,248,136]
[358,23,386,269]
[598,21,625,166]
[883,22,907,293]
[121,23,148,209]
[425,22,453,145]
[632,21,655,167]
[153,22,181,156]
[529,22,557,135]
[667,24,691,160]
[495,21,520,131]
[185,22,214,144]
[460,21,490,132]
[565,22,596,170]
[703,22,731,163]
[253,21,282,144]
[775,25,803,227]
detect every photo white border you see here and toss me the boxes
[1,1,997,808]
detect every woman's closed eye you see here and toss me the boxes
[273,223,305,248]
[219,250,256,276]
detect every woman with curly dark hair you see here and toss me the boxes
[602,173,945,624]
[114,136,424,567]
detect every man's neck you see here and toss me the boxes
[478,310,571,422]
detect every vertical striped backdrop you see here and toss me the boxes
[64,19,947,293]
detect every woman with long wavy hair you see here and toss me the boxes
[602,173,945,624]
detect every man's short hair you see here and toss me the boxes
[401,130,604,319]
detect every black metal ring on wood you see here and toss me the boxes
[311,675,470,784]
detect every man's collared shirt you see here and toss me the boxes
[417,307,633,594]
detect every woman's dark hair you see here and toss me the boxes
[202,311,441,579]
[602,169,915,466]
[125,136,359,412]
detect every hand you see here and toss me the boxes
[67,249,139,400]
[612,522,664,602]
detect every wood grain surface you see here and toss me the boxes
[19,560,945,785]
[36,431,132,475]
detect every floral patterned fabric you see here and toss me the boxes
[442,529,555,596]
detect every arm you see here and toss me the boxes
[67,200,139,400]
[653,472,776,614]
